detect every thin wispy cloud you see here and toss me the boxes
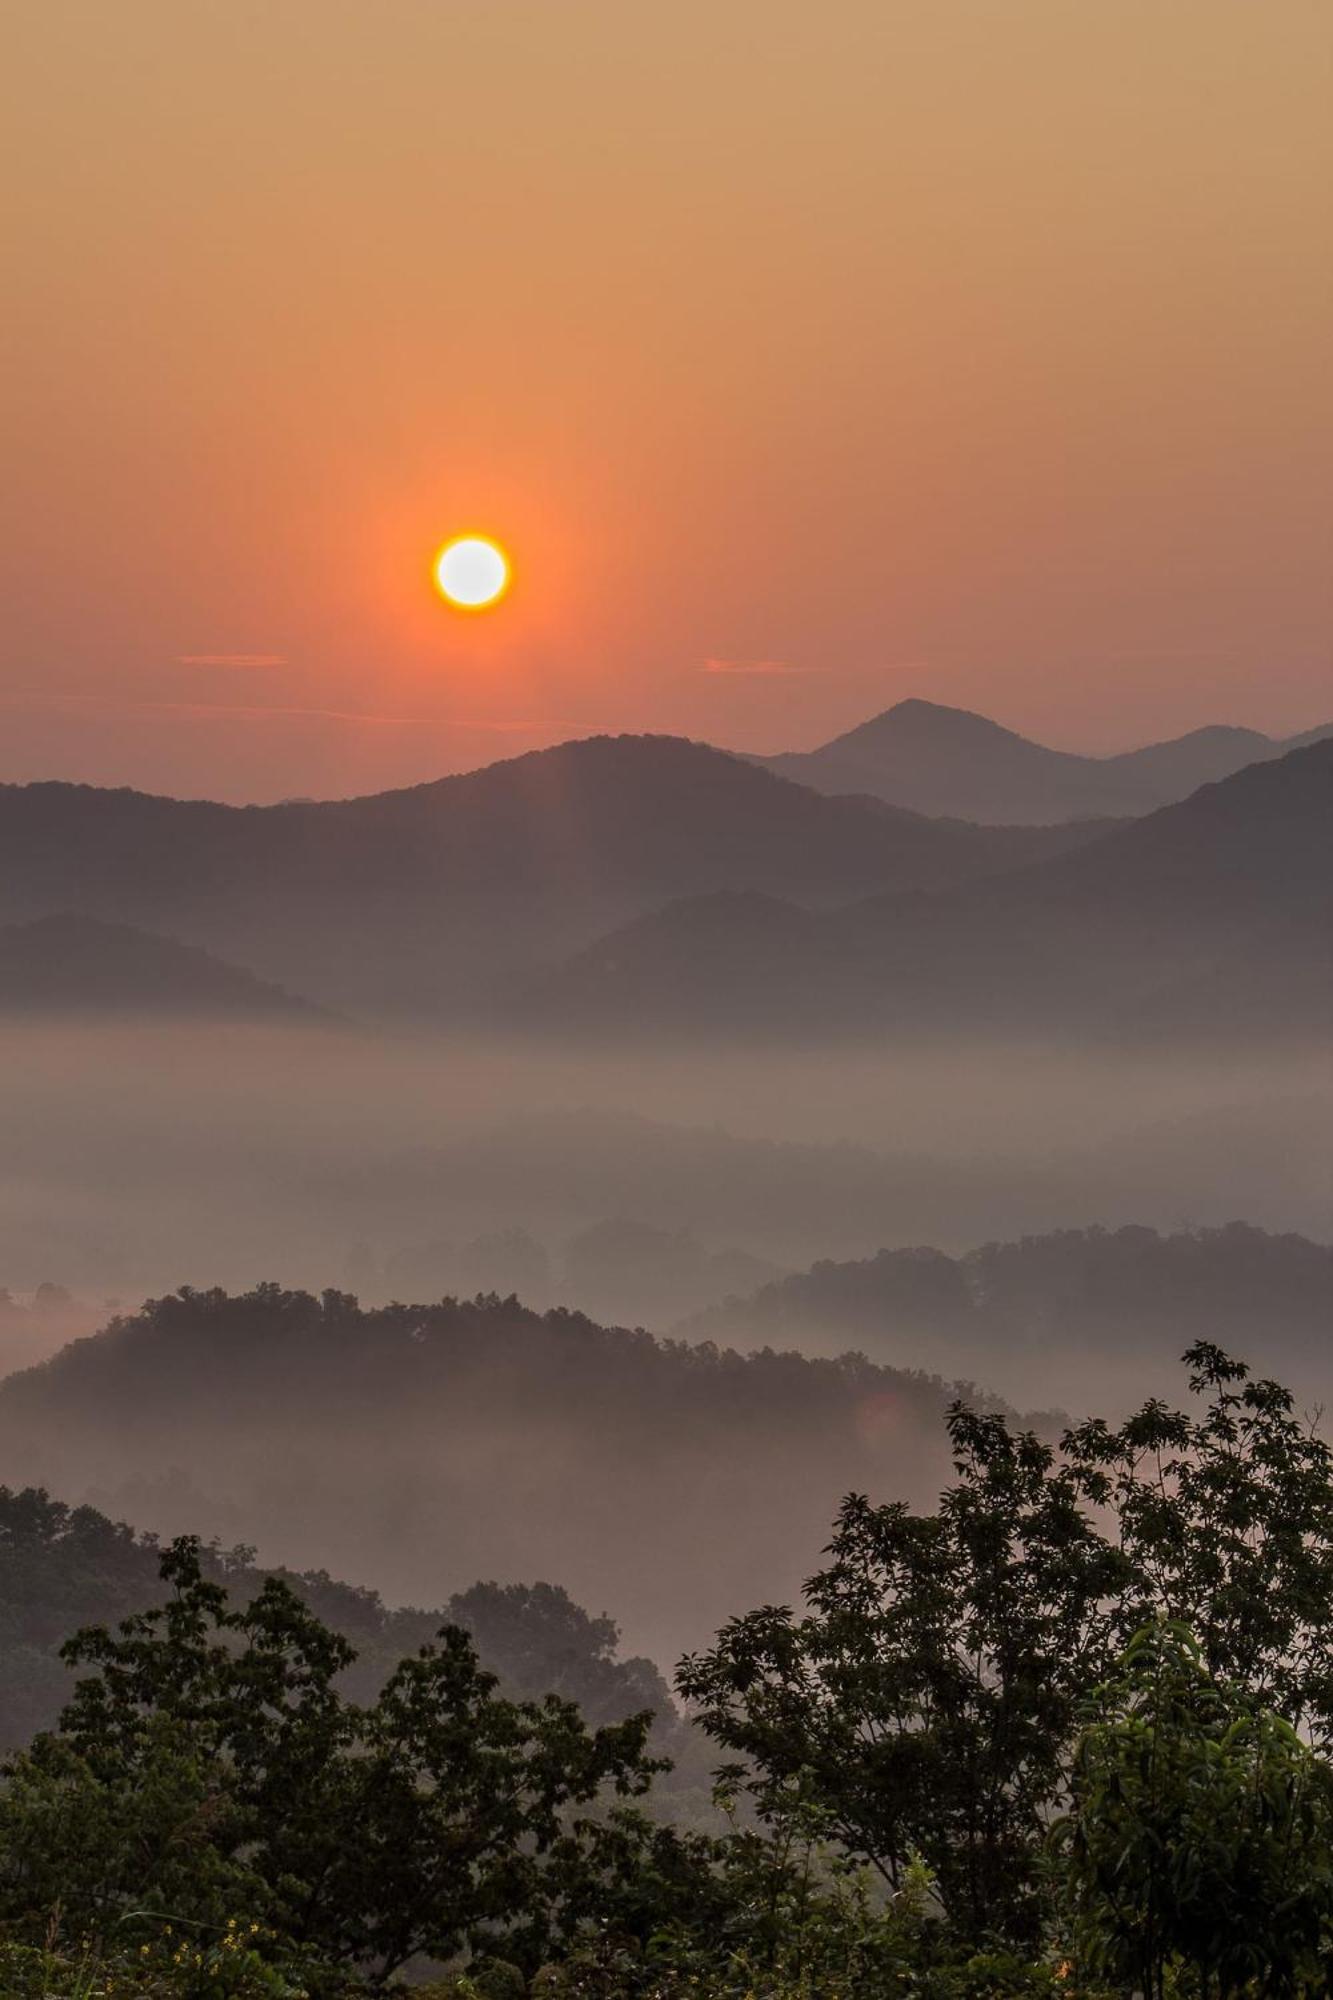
[701,657,811,677]
[3,689,601,735]
[177,653,288,668]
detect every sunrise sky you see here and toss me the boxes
[4,0,1330,802]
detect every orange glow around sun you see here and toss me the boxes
[433,535,511,611]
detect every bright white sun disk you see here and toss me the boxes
[434,536,510,609]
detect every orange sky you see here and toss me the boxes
[3,0,1330,802]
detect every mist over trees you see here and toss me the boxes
[682,1222,1333,1408]
[0,719,1325,1992]
[4,0,1329,1963]
[535,741,1333,1041]
[8,1351,1333,1993]
[0,728,1325,1039]
[4,1213,1333,1668]
[0,1285,1023,1664]
[0,1486,687,1775]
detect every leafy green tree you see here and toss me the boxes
[0,1482,686,1756]
[444,1580,673,1728]
[1063,1343,1333,1732]
[679,1404,1126,1942]
[1058,1620,1333,1999]
[679,1346,1333,1949]
[0,1540,674,1988]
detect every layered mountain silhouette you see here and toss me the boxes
[0,914,319,1019]
[679,1222,1333,1409]
[2,722,1323,1033]
[754,697,1331,824]
[0,736,1108,1017]
[0,1285,1028,1659]
[537,739,1333,1040]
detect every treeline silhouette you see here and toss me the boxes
[0,1286,1020,1662]
[684,1222,1333,1399]
[4,1349,1333,1994]
[0,1486,679,1758]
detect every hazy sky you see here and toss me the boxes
[4,0,1330,802]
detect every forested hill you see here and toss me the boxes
[0,1483,679,1757]
[680,1222,1333,1408]
[538,737,1333,1039]
[0,1286,1029,1662]
[0,737,1109,1019]
[0,912,322,1018]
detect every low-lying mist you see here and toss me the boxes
[0,1011,1327,1666]
[1,1013,1325,1350]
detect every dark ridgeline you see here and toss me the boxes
[0,1483,680,1758]
[536,737,1333,1039]
[0,912,322,1019]
[0,722,1324,1991]
[680,1221,1333,1406]
[0,731,1114,1018]
[5,1220,1333,1672]
[0,716,1324,1038]
[754,694,1333,823]
[0,728,1112,1024]
[0,1284,1029,1666]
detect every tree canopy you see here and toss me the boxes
[6,1346,1333,1996]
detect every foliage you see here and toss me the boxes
[678,1405,1126,1941]
[679,1345,1333,1948]
[1058,1620,1333,1999]
[0,1483,680,1756]
[0,1540,679,1988]
[1061,1344,1333,1732]
[5,1346,1333,1995]
[532,1792,1068,1999]
[0,1920,315,1997]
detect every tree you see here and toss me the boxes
[444,1580,673,1727]
[679,1405,1126,1942]
[0,1539,674,1987]
[1063,1343,1333,1733]
[678,1347,1333,1949]
[1058,1620,1333,1999]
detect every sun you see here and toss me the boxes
[433,534,510,610]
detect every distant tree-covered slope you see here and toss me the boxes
[0,736,1112,1017]
[0,913,321,1018]
[538,738,1333,1039]
[0,1483,678,1757]
[0,1286,1025,1663]
[681,1222,1333,1410]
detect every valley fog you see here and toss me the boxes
[1,1013,1328,1667]
[5,0,1332,1975]
[1,1014,1325,1356]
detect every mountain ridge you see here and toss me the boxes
[534,738,1333,1040]
[0,734,1114,1018]
[753,697,1332,823]
[0,913,323,1020]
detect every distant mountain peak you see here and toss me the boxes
[885,696,1009,725]
[832,699,1038,751]
[535,737,1333,1041]
[754,697,1330,826]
